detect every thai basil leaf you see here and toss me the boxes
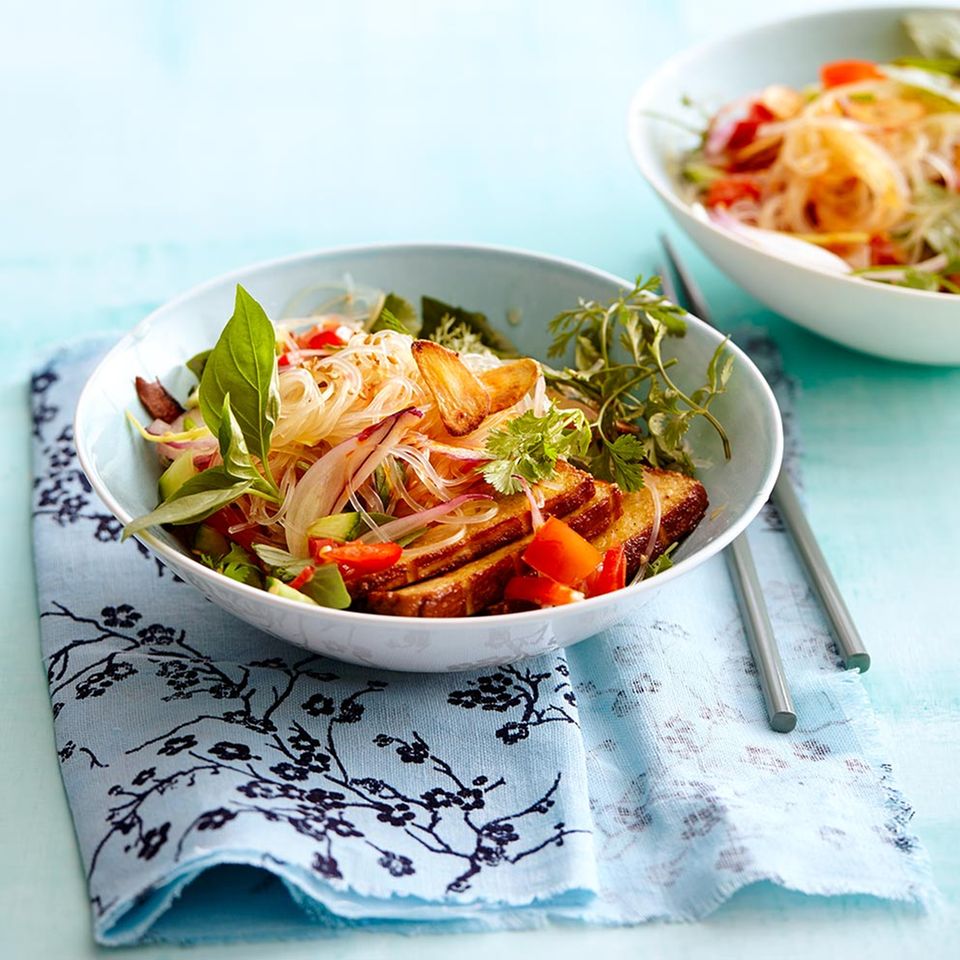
[296,564,351,609]
[186,349,211,380]
[893,56,960,78]
[217,394,280,499]
[122,468,251,539]
[199,285,280,479]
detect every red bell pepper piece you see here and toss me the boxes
[869,233,908,266]
[724,102,775,152]
[504,575,583,608]
[587,545,627,597]
[586,546,627,597]
[297,326,344,351]
[287,565,316,591]
[206,506,264,552]
[820,60,884,89]
[521,516,602,587]
[704,176,762,208]
[309,538,402,574]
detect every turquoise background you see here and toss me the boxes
[2,1,958,957]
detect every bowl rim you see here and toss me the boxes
[75,240,784,630]
[627,2,959,304]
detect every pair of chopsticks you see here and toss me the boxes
[657,235,870,734]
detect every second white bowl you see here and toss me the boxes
[628,5,960,366]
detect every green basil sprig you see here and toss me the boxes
[123,468,254,539]
[123,284,282,539]
[217,393,280,499]
[199,284,281,487]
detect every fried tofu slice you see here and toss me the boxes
[366,481,621,617]
[352,463,595,596]
[590,468,708,579]
[370,469,707,618]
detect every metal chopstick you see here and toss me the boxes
[657,261,797,733]
[659,233,870,673]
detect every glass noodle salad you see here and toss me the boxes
[682,12,960,293]
[124,279,730,615]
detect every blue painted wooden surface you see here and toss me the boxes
[2,1,958,956]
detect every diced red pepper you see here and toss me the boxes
[521,516,603,587]
[297,326,344,351]
[704,176,762,208]
[724,102,775,152]
[820,60,884,89]
[587,545,627,597]
[309,538,402,574]
[869,233,908,266]
[206,505,264,552]
[288,565,316,590]
[504,575,583,608]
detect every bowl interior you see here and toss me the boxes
[76,243,782,618]
[631,6,921,202]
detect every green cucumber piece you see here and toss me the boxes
[158,453,199,501]
[192,523,230,560]
[306,512,364,541]
[266,577,318,605]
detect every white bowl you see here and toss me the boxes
[628,5,960,366]
[75,243,782,672]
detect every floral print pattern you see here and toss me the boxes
[30,340,932,945]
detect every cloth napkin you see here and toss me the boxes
[31,335,934,946]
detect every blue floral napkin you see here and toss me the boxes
[31,336,934,946]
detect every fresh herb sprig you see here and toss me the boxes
[481,407,592,495]
[429,314,489,355]
[123,284,282,539]
[543,275,732,490]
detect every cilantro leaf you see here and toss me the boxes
[605,434,647,492]
[544,275,732,478]
[217,544,263,587]
[645,543,677,578]
[481,407,592,494]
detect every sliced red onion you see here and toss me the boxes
[517,477,545,530]
[149,412,218,462]
[283,407,422,556]
[359,493,494,544]
[632,475,662,583]
[704,95,755,158]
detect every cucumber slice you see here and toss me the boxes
[266,577,318,605]
[158,453,199,501]
[192,523,230,560]
[306,512,365,541]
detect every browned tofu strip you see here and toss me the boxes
[353,463,595,596]
[428,469,705,618]
[366,481,621,617]
[590,469,708,579]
